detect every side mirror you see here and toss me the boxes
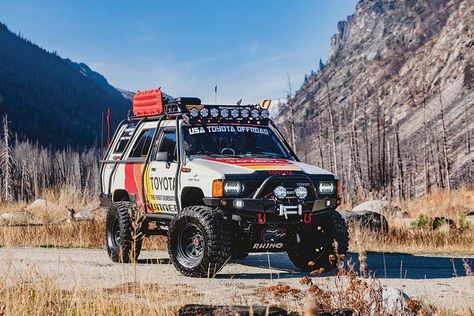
[155,151,169,162]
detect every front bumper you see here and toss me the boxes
[203,196,340,217]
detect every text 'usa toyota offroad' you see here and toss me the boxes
[100,88,349,277]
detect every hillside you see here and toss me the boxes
[0,23,131,148]
[276,0,473,198]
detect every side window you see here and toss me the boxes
[129,128,156,158]
[113,123,137,154]
[158,130,177,161]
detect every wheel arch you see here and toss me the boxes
[113,189,131,202]
[181,186,205,208]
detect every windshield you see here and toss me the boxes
[182,124,292,159]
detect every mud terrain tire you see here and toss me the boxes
[168,206,231,277]
[288,210,349,272]
[106,201,143,263]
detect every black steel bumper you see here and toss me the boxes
[203,196,340,215]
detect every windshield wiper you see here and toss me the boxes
[246,152,284,158]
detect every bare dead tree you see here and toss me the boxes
[438,87,451,191]
[325,82,338,174]
[286,73,297,152]
[465,102,471,155]
[1,115,13,202]
[421,84,430,194]
[318,112,325,169]
[395,124,405,200]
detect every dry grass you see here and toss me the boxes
[0,187,473,253]
[0,272,198,315]
[0,187,473,315]
[402,187,473,219]
[349,225,474,255]
[346,188,474,255]
[256,258,474,315]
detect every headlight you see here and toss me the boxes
[273,186,287,199]
[295,186,308,199]
[224,181,242,196]
[319,182,335,194]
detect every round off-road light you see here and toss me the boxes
[210,108,219,118]
[251,109,260,118]
[231,109,240,118]
[273,186,287,199]
[261,109,270,119]
[200,108,209,117]
[241,109,250,118]
[190,107,199,117]
[295,186,308,199]
[220,108,230,118]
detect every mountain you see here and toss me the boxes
[276,0,473,197]
[0,22,131,148]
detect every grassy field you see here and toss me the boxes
[1,188,473,255]
[0,188,473,315]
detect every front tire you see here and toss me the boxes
[168,206,231,277]
[105,201,143,263]
[288,210,349,272]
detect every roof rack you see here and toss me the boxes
[128,88,270,124]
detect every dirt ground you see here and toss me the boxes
[0,247,473,311]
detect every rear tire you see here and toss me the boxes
[105,201,143,263]
[288,210,349,272]
[168,206,231,277]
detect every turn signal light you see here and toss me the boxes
[336,180,342,196]
[212,180,224,197]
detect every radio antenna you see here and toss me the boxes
[214,85,218,105]
[214,57,219,105]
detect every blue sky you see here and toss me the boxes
[0,1,358,104]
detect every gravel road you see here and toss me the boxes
[0,247,473,310]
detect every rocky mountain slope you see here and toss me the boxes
[276,0,473,198]
[0,23,131,148]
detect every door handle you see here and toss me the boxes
[151,168,156,171]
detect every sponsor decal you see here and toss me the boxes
[188,125,269,135]
[150,176,175,191]
[205,157,301,171]
[148,202,177,213]
[125,163,144,206]
[267,170,294,175]
[252,243,284,250]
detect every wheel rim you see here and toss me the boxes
[107,217,121,249]
[299,224,331,263]
[176,223,206,269]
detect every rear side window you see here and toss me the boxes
[129,128,156,158]
[113,123,137,154]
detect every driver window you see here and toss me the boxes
[157,130,177,162]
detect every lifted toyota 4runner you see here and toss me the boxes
[100,88,349,277]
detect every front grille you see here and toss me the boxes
[252,176,315,201]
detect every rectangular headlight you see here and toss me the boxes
[319,182,335,194]
[224,181,242,196]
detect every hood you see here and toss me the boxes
[184,157,334,177]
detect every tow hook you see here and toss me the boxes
[303,213,312,224]
[257,213,267,225]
